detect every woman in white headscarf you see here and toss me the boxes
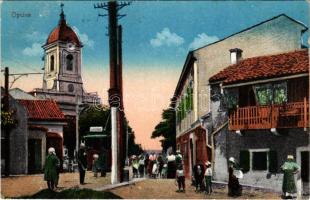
[44,147,60,190]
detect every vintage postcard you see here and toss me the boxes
[1,0,309,199]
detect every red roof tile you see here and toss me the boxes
[18,100,65,121]
[209,49,309,85]
[46,14,81,47]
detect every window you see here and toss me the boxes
[273,82,287,104]
[252,152,268,170]
[254,82,287,105]
[66,54,73,71]
[255,84,273,105]
[240,149,278,172]
[50,55,54,71]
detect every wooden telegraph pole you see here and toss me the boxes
[94,0,130,184]
[4,67,10,176]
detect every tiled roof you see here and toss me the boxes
[18,100,65,121]
[209,49,309,85]
[46,12,81,47]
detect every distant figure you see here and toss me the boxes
[204,161,213,195]
[228,157,242,197]
[44,147,60,191]
[176,164,185,192]
[77,143,87,184]
[132,156,139,178]
[157,154,164,178]
[281,155,300,199]
[167,152,176,179]
[144,153,149,177]
[175,150,183,167]
[98,148,106,177]
[193,163,205,192]
[92,154,99,177]
[138,154,145,177]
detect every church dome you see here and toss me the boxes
[46,7,82,47]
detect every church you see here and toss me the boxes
[32,5,101,156]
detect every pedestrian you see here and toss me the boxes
[175,150,183,169]
[228,157,242,197]
[204,161,212,195]
[193,163,205,192]
[77,143,87,184]
[152,160,158,178]
[44,147,60,191]
[167,152,176,179]
[144,153,149,177]
[281,155,300,199]
[176,164,185,192]
[98,148,106,177]
[92,154,99,177]
[132,155,139,178]
[138,154,145,177]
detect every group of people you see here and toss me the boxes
[44,145,301,198]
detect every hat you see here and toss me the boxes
[205,161,211,166]
[80,143,85,148]
[93,154,99,159]
[229,157,236,163]
[176,150,181,154]
[48,147,55,154]
[287,155,294,160]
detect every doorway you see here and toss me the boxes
[301,151,309,195]
[28,139,42,173]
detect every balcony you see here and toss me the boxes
[229,98,309,131]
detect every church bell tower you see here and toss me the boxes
[42,4,83,95]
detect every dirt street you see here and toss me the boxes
[109,178,281,199]
[1,171,110,198]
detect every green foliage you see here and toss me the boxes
[151,108,176,152]
[1,109,17,130]
[79,107,143,157]
[20,188,122,199]
[239,150,250,173]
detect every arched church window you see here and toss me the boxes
[68,84,74,92]
[50,55,55,71]
[66,54,73,71]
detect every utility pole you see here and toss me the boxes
[94,0,130,184]
[3,67,10,176]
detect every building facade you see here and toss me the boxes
[209,49,309,192]
[173,14,307,179]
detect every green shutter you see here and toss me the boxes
[190,87,193,110]
[268,150,278,173]
[240,150,250,173]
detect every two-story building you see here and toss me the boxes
[209,49,309,192]
[172,14,307,179]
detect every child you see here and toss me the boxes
[204,161,213,195]
[176,165,185,192]
[92,154,99,177]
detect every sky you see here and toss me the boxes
[1,1,309,150]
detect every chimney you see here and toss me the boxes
[229,48,243,64]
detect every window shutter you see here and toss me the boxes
[239,150,250,173]
[268,150,278,173]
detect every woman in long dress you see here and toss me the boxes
[281,155,300,198]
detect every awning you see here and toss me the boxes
[47,132,62,138]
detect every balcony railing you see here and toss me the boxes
[229,98,309,131]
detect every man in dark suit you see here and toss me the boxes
[77,143,87,184]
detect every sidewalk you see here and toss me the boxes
[1,171,111,198]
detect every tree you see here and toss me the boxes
[79,106,142,157]
[151,108,176,152]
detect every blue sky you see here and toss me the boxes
[1,1,308,73]
[1,1,309,150]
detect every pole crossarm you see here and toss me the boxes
[8,72,43,89]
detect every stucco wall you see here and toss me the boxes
[195,15,305,118]
[9,98,28,174]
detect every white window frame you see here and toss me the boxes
[249,148,270,172]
